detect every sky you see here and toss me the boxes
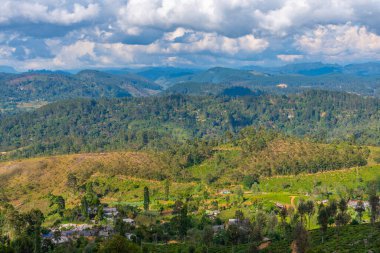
[1,0,380,71]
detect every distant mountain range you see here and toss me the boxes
[0,70,162,109]
[0,65,18,74]
[1,62,380,112]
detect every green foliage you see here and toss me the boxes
[1,90,379,160]
[99,235,141,253]
[48,194,65,217]
[144,187,150,212]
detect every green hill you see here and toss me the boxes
[0,90,379,159]
[0,70,162,113]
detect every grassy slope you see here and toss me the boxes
[0,145,378,215]
[0,152,171,212]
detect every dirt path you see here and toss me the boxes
[258,241,271,250]
[290,196,296,207]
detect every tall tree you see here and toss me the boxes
[25,209,44,253]
[317,205,329,243]
[292,221,309,253]
[297,199,308,225]
[179,204,190,239]
[355,200,365,223]
[305,200,315,229]
[367,181,379,225]
[335,198,350,229]
[164,179,170,201]
[143,186,150,212]
[81,196,89,218]
[326,200,338,226]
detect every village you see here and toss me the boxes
[41,184,373,250]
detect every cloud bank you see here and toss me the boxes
[1,0,380,70]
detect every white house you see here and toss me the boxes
[103,207,119,217]
[123,218,136,226]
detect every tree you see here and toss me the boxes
[188,245,196,253]
[292,222,309,253]
[267,211,278,235]
[335,212,350,228]
[335,198,350,229]
[317,205,329,243]
[81,196,89,218]
[251,211,267,242]
[48,194,65,217]
[338,198,348,214]
[11,235,33,253]
[114,217,127,236]
[99,235,141,253]
[279,207,288,225]
[297,199,308,225]
[355,200,365,223]
[179,204,190,239]
[143,186,150,212]
[202,226,214,247]
[234,210,244,222]
[96,205,104,223]
[367,181,379,225]
[164,179,170,201]
[326,200,338,226]
[236,187,244,203]
[305,200,315,229]
[66,173,78,193]
[25,209,44,253]
[242,174,260,189]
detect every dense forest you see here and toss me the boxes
[0,90,379,160]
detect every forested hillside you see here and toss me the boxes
[167,67,380,97]
[0,70,162,113]
[0,90,379,159]
[2,62,380,114]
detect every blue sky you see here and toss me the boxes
[1,0,380,71]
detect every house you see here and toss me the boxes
[98,225,114,237]
[103,207,119,217]
[123,218,136,226]
[275,203,284,209]
[347,200,370,209]
[205,210,220,217]
[228,219,239,225]
[54,236,70,244]
[99,230,110,237]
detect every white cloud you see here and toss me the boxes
[277,54,303,62]
[2,0,380,69]
[53,40,96,67]
[296,23,380,61]
[117,0,256,36]
[0,1,99,25]
[163,29,268,55]
[0,45,16,58]
[45,29,268,69]
[163,28,192,41]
